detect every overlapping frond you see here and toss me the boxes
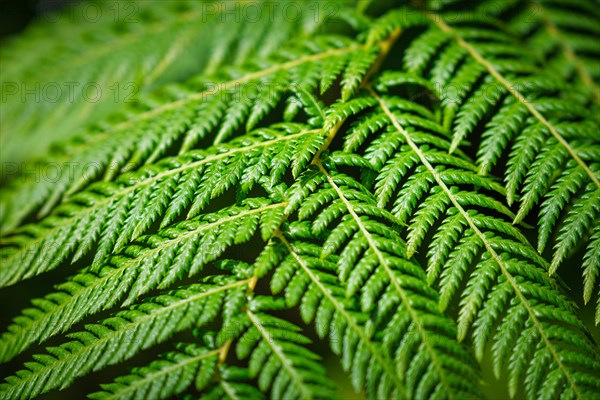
[0,276,249,399]
[88,343,219,400]
[234,296,338,400]
[0,0,343,165]
[268,165,482,399]
[261,235,411,399]
[0,124,315,286]
[329,73,600,398]
[0,34,364,231]
[0,198,282,363]
[461,0,600,101]
[392,6,600,310]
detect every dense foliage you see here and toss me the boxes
[1,0,599,399]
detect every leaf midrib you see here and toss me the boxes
[371,88,584,399]
[428,12,600,190]
[315,159,455,399]
[246,309,313,400]
[99,347,220,400]
[1,129,311,269]
[0,204,283,360]
[2,279,250,398]
[275,232,407,398]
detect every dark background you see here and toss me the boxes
[0,0,74,38]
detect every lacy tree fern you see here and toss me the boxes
[1,1,599,399]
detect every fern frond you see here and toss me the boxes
[0,276,249,399]
[363,85,600,399]
[0,199,282,362]
[401,9,600,305]
[0,36,362,232]
[0,127,315,286]
[202,365,266,400]
[471,0,600,100]
[279,164,483,399]
[0,1,343,166]
[234,296,338,400]
[2,2,599,399]
[430,16,599,181]
[266,235,410,399]
[88,343,219,400]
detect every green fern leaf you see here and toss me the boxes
[0,128,315,286]
[0,277,249,399]
[0,199,281,362]
[235,296,338,400]
[203,365,266,400]
[0,37,361,232]
[400,8,600,307]
[88,343,219,400]
[336,76,600,398]
[281,164,482,399]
